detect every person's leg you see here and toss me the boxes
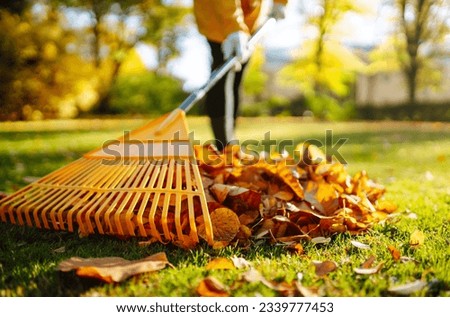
[205,41,227,151]
[205,41,248,151]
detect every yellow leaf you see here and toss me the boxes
[409,229,425,247]
[206,258,235,270]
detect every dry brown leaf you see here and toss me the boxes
[57,252,170,283]
[225,189,261,212]
[238,209,260,226]
[210,184,248,203]
[409,229,425,247]
[210,207,240,243]
[313,260,338,276]
[388,245,401,261]
[206,258,235,270]
[274,191,294,201]
[287,243,304,255]
[236,224,252,241]
[361,255,376,269]
[196,276,229,297]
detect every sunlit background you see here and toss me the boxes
[0,0,448,121]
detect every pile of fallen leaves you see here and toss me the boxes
[194,143,397,248]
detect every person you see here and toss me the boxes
[193,0,288,151]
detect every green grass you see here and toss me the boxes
[0,117,449,296]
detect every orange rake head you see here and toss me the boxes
[0,110,214,247]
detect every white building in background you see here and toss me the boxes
[355,60,450,106]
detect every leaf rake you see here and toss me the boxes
[0,19,276,247]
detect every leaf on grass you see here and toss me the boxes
[351,240,371,250]
[231,256,252,269]
[388,245,401,261]
[361,255,376,269]
[409,229,425,247]
[388,280,427,296]
[400,256,419,264]
[210,208,240,243]
[354,262,383,275]
[313,260,338,276]
[287,243,304,255]
[57,252,170,283]
[196,277,229,297]
[242,268,275,289]
[206,258,235,270]
[52,246,65,253]
[311,237,331,244]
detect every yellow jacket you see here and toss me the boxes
[193,0,288,43]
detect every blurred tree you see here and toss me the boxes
[0,0,189,119]
[0,5,91,120]
[280,0,365,119]
[0,0,29,14]
[243,46,269,104]
[392,0,448,104]
[55,0,188,113]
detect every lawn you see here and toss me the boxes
[0,117,448,296]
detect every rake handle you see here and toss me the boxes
[155,18,276,134]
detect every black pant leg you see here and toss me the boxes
[205,40,248,150]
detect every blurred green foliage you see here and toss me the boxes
[109,72,187,115]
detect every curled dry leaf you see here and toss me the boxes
[196,276,229,297]
[351,240,371,250]
[311,237,331,244]
[57,252,170,283]
[206,257,235,270]
[313,260,338,276]
[388,280,427,296]
[210,184,248,203]
[388,245,401,261]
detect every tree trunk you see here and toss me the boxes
[406,67,417,105]
[95,59,123,114]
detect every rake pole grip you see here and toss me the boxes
[155,18,275,134]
